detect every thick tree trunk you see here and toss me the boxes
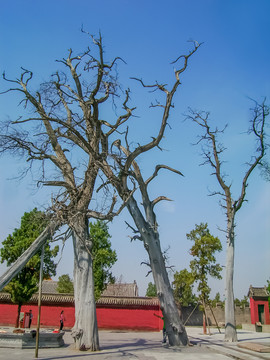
[71,215,99,351]
[224,215,237,342]
[0,221,59,291]
[127,197,189,346]
[146,230,189,346]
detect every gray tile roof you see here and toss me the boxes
[0,280,144,305]
[0,292,159,306]
[101,281,139,297]
[40,280,139,297]
[42,280,59,294]
[248,285,270,299]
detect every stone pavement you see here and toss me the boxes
[0,327,269,360]
[187,327,270,360]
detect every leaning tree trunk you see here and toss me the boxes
[127,197,189,346]
[224,214,238,342]
[71,215,99,351]
[0,221,59,291]
[146,229,189,346]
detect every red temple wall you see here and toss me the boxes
[96,307,162,331]
[0,303,162,331]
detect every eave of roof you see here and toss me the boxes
[0,292,159,307]
[248,286,270,299]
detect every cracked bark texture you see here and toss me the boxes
[126,196,188,345]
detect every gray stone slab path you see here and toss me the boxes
[187,327,270,360]
[0,327,269,360]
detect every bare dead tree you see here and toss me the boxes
[95,41,201,346]
[187,99,268,342]
[0,34,200,348]
[0,35,131,351]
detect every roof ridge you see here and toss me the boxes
[0,292,159,306]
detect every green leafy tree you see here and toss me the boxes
[172,269,197,307]
[240,297,246,307]
[234,296,249,308]
[234,298,241,306]
[57,274,74,294]
[0,209,59,327]
[145,282,157,297]
[187,223,222,334]
[210,292,224,308]
[187,223,222,305]
[90,220,117,299]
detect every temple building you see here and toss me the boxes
[247,285,270,325]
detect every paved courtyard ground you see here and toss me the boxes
[0,327,269,360]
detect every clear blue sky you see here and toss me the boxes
[0,0,269,299]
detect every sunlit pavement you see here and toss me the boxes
[0,327,269,359]
[186,327,270,360]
